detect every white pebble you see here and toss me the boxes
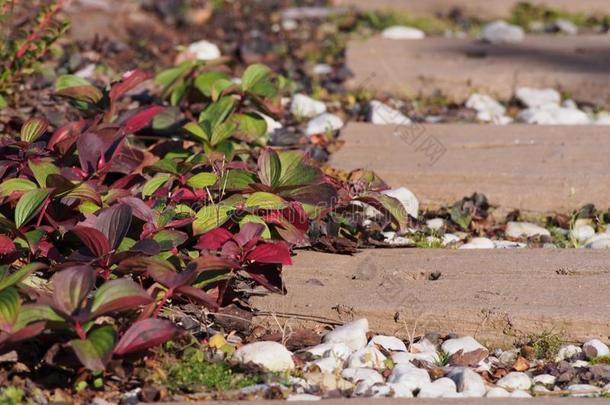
[369,335,407,352]
[496,372,532,391]
[233,341,294,372]
[291,94,326,118]
[323,319,369,351]
[583,339,610,359]
[382,26,426,40]
[305,113,344,136]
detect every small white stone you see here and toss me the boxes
[369,100,411,125]
[585,234,610,249]
[323,318,368,351]
[506,222,550,238]
[342,367,384,385]
[465,94,511,124]
[596,113,610,125]
[388,365,431,393]
[583,339,610,359]
[603,382,610,392]
[75,63,97,80]
[555,19,578,35]
[291,94,326,118]
[511,390,532,398]
[572,360,590,368]
[441,336,487,357]
[305,113,344,136]
[567,384,601,397]
[259,113,282,134]
[389,383,414,398]
[481,20,525,44]
[369,335,407,352]
[442,233,461,246]
[392,351,439,365]
[426,218,445,231]
[518,105,591,125]
[418,378,457,398]
[533,374,556,386]
[381,187,419,218]
[233,341,294,372]
[287,394,321,401]
[348,346,387,369]
[312,64,332,76]
[556,345,582,361]
[382,26,426,40]
[459,237,495,249]
[448,368,486,397]
[496,372,532,391]
[486,387,510,397]
[187,40,221,61]
[571,225,596,243]
[494,240,527,249]
[305,356,343,373]
[516,87,561,108]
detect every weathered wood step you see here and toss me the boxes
[328,123,610,213]
[335,0,610,19]
[346,35,610,105]
[252,249,610,346]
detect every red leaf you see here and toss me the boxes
[113,318,180,356]
[122,106,165,134]
[246,242,292,265]
[72,226,111,258]
[189,255,241,272]
[195,228,233,251]
[109,70,151,102]
[234,222,264,248]
[0,235,15,255]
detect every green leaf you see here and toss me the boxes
[356,192,409,233]
[28,160,59,188]
[14,304,64,330]
[71,326,117,372]
[55,75,103,104]
[90,279,152,318]
[210,122,236,146]
[0,287,20,332]
[210,78,237,101]
[0,178,37,198]
[148,158,179,175]
[20,117,49,143]
[152,230,188,250]
[245,192,287,210]
[15,189,50,228]
[194,71,230,97]
[277,150,323,187]
[232,112,267,140]
[186,172,218,189]
[199,96,235,130]
[192,204,233,235]
[451,205,472,231]
[218,170,256,191]
[257,148,281,188]
[0,94,7,109]
[242,64,276,97]
[170,81,188,106]
[142,175,171,198]
[184,122,209,142]
[0,262,46,291]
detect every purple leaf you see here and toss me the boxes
[96,204,132,250]
[51,265,95,316]
[71,226,111,258]
[174,285,219,311]
[234,222,265,248]
[245,263,285,294]
[109,70,151,102]
[113,318,180,356]
[0,235,15,255]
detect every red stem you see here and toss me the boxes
[75,322,86,340]
[153,288,173,318]
[14,0,65,60]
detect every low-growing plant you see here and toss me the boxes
[0,61,409,376]
[0,0,69,107]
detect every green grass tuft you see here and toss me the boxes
[527,330,565,360]
[164,349,261,393]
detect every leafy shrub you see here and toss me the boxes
[0,61,408,374]
[0,0,69,107]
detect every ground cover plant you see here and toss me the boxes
[0,58,410,394]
